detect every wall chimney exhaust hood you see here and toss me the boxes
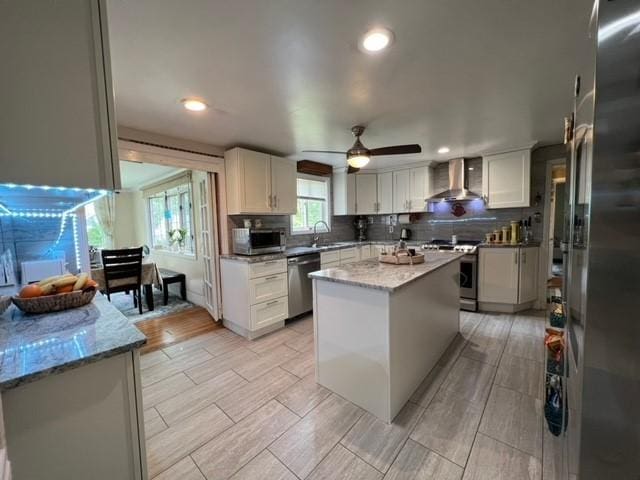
[427,158,482,202]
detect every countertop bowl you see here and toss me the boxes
[12,288,97,314]
[0,295,10,315]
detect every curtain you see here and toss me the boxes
[94,193,116,248]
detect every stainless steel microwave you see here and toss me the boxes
[232,228,286,255]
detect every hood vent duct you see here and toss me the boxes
[427,158,483,202]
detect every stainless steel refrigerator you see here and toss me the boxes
[558,1,640,478]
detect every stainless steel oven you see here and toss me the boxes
[232,228,286,255]
[459,254,477,311]
[423,240,479,311]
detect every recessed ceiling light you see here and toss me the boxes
[437,146,450,154]
[181,98,208,112]
[361,27,394,52]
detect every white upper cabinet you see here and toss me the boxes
[0,0,120,190]
[393,169,412,213]
[377,172,393,214]
[355,174,378,214]
[333,170,356,215]
[270,156,297,214]
[225,148,296,215]
[409,166,434,212]
[482,148,531,208]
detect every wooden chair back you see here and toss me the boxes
[100,247,143,294]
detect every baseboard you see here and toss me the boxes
[478,300,535,313]
[222,318,285,340]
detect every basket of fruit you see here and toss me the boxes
[12,273,99,314]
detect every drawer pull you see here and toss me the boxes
[266,300,279,306]
[264,275,279,281]
[263,260,278,265]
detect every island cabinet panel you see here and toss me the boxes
[2,351,145,480]
[0,0,120,190]
[313,257,461,423]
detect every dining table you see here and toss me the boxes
[90,261,162,311]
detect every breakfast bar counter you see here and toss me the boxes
[309,251,463,422]
[0,292,148,480]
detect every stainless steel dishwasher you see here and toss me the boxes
[287,253,321,318]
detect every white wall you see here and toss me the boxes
[113,171,207,307]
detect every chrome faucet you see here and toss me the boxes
[311,220,330,248]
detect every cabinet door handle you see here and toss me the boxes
[264,275,279,281]
[274,195,278,210]
[268,195,272,208]
[266,300,279,306]
[408,200,412,210]
[263,260,278,265]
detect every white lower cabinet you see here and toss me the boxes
[478,246,539,312]
[221,258,289,339]
[320,250,340,266]
[250,297,288,330]
[339,248,357,265]
[249,272,287,305]
[358,245,372,260]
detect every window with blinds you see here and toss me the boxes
[291,174,331,234]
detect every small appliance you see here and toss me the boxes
[232,227,285,255]
[400,228,411,241]
[354,217,368,241]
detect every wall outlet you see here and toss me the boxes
[388,225,394,234]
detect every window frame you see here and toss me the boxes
[147,182,196,257]
[290,173,332,236]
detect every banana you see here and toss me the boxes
[51,276,78,288]
[38,273,72,286]
[41,283,55,295]
[73,273,88,291]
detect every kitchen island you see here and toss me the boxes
[309,251,463,422]
[0,291,147,480]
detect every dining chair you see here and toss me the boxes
[101,247,144,314]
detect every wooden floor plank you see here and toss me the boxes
[135,307,221,354]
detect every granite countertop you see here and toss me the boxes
[220,241,425,263]
[0,291,146,390]
[308,251,465,292]
[479,242,541,248]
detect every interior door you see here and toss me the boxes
[199,175,221,320]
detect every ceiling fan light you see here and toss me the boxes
[347,154,370,168]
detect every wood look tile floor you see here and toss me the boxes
[140,310,552,480]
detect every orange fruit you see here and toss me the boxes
[85,279,98,288]
[56,285,74,294]
[20,284,43,298]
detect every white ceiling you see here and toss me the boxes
[119,161,184,190]
[107,0,591,169]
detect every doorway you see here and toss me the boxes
[543,161,567,286]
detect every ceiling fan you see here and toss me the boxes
[303,125,422,173]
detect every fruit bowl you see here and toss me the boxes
[0,295,10,315]
[12,288,97,314]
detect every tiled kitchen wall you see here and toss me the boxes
[227,144,564,247]
[367,144,563,243]
[227,214,358,247]
[0,216,79,282]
